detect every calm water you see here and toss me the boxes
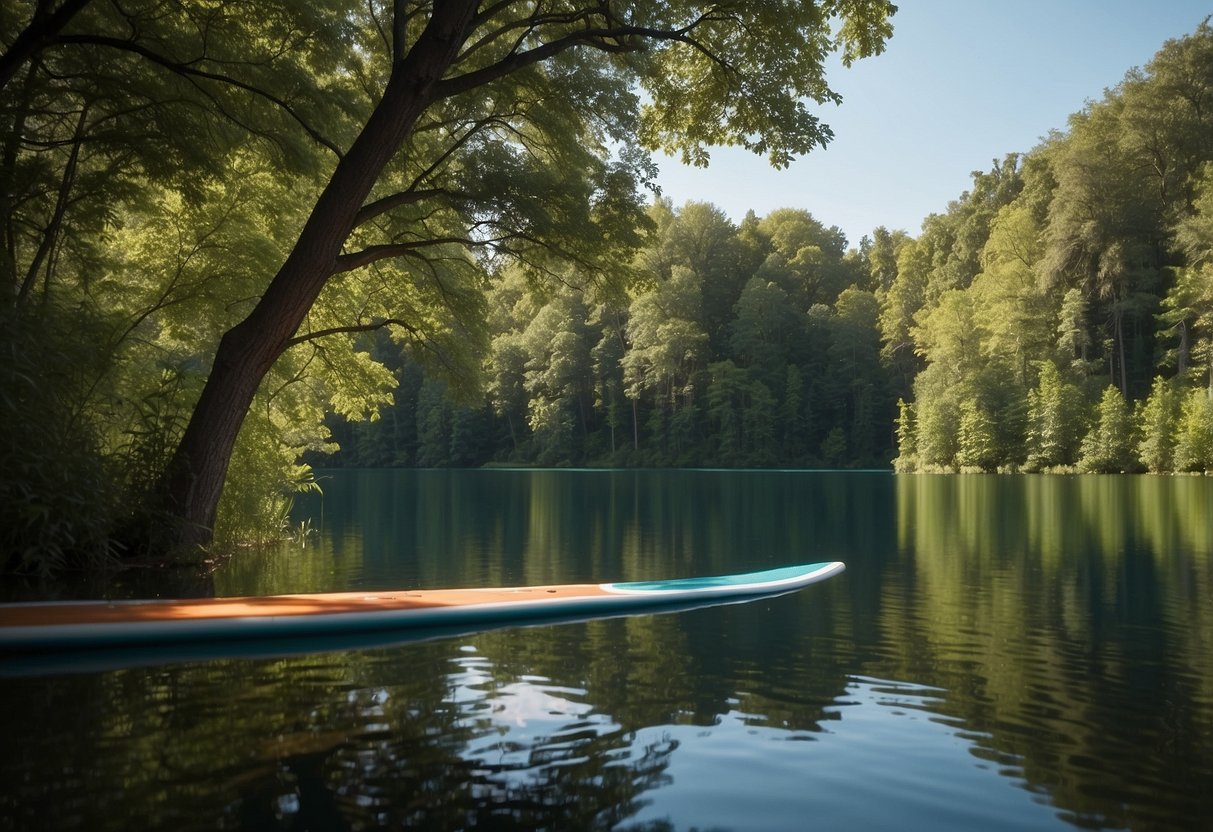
[3,470,1213,831]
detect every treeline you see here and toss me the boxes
[326,202,894,468]
[890,22,1213,474]
[330,22,1213,473]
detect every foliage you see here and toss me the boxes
[892,398,916,472]
[215,400,323,549]
[1173,388,1213,473]
[907,363,961,469]
[334,19,1213,478]
[1164,162,1213,388]
[893,22,1213,474]
[0,307,120,574]
[332,197,895,470]
[1135,377,1181,473]
[1023,362,1088,471]
[1078,386,1137,473]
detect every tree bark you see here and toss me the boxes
[160,1,478,553]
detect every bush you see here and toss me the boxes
[0,308,120,574]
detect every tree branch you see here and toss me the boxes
[334,235,505,272]
[56,34,343,157]
[353,187,457,227]
[351,106,526,229]
[458,6,601,64]
[434,22,714,100]
[286,316,421,347]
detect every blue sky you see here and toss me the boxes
[654,0,1212,249]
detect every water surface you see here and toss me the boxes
[2,470,1211,830]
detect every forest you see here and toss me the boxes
[2,1,1211,573]
[324,201,892,470]
[332,21,1213,476]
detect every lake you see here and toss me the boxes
[3,470,1212,831]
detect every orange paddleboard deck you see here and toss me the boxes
[0,562,845,652]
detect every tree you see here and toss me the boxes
[970,201,1055,385]
[1167,163,1213,392]
[742,378,777,465]
[1136,375,1180,473]
[729,276,798,394]
[590,316,628,457]
[754,208,851,308]
[1024,361,1088,471]
[520,289,594,461]
[2,0,898,555]
[829,287,886,463]
[622,266,709,449]
[957,398,1000,471]
[1057,287,1093,368]
[911,288,984,388]
[1161,264,1213,391]
[1043,106,1161,398]
[961,361,1026,471]
[878,234,928,398]
[865,226,910,294]
[1041,23,1213,398]
[893,398,916,472]
[486,332,530,453]
[820,426,848,467]
[705,360,746,465]
[415,378,452,467]
[647,201,749,353]
[779,365,807,462]
[1116,22,1213,211]
[905,286,980,471]
[448,404,489,466]
[1078,385,1136,473]
[1173,387,1213,473]
[911,362,961,469]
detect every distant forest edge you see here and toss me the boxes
[325,23,1213,473]
[321,202,894,470]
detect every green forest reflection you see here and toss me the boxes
[890,474,1213,829]
[220,469,890,594]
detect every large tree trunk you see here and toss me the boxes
[160,2,477,554]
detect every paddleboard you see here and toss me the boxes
[0,562,844,652]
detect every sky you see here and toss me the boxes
[653,0,1212,249]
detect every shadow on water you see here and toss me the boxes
[0,562,218,604]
